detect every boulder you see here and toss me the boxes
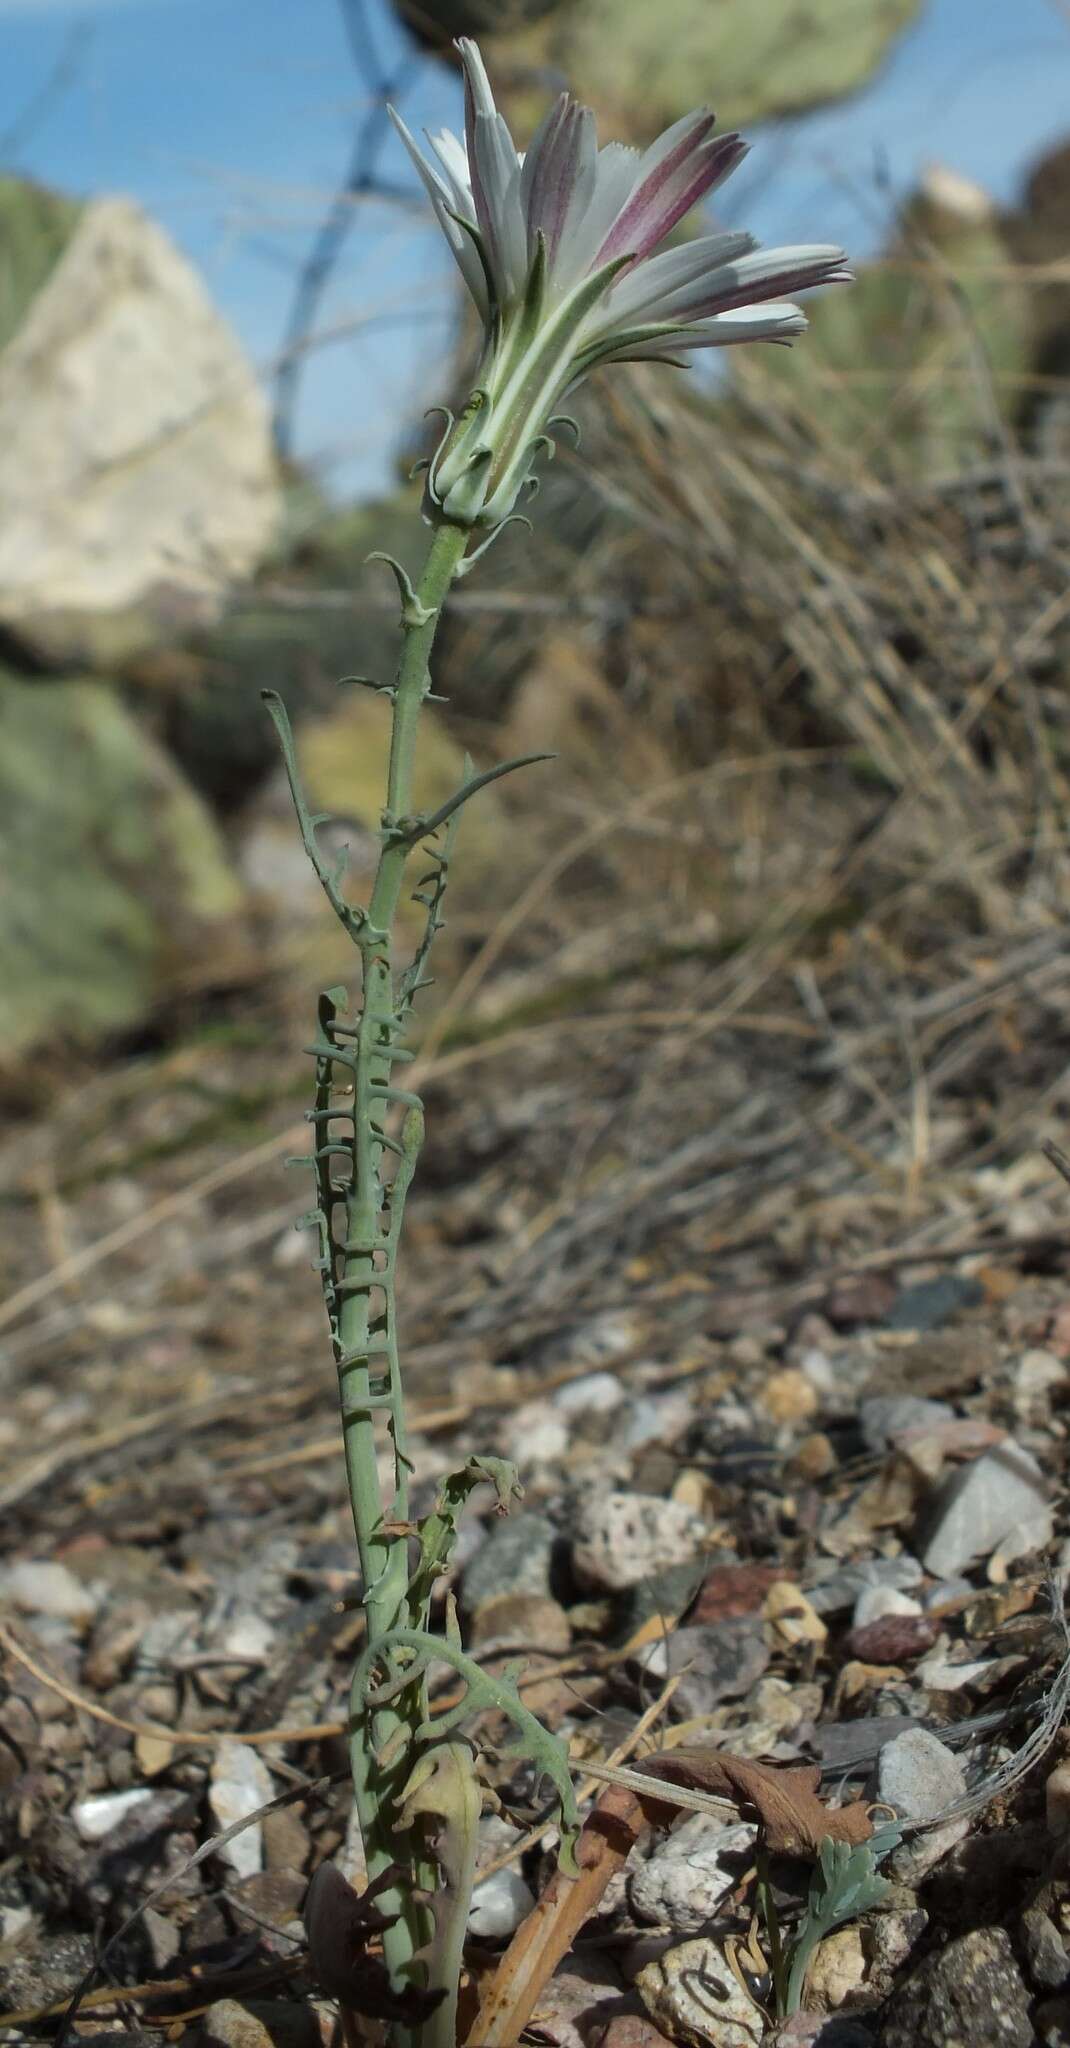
[0,186,280,666]
[0,674,244,1063]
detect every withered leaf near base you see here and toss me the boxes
[634,1748,873,1855]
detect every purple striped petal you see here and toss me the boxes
[676,246,851,320]
[601,230,757,324]
[595,122,747,266]
[521,95,586,267]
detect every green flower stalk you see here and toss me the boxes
[277,38,848,2047]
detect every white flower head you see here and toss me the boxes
[392,40,850,527]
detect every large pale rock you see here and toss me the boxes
[0,674,244,1061]
[0,189,280,665]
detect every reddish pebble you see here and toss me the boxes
[823,1271,897,1328]
[689,1561,786,1624]
[844,1614,937,1664]
[593,2019,677,2048]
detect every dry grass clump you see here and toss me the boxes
[417,230,1070,1322]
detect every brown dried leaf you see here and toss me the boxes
[634,1747,873,1855]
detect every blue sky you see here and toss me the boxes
[3,0,1069,496]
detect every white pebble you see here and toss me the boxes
[877,1726,966,1822]
[552,1372,625,1417]
[468,1866,535,1938]
[502,1399,568,1467]
[572,1491,709,1593]
[209,1738,274,1878]
[72,1789,154,1842]
[0,1903,35,1945]
[853,1584,923,1629]
[1016,1349,1067,1403]
[2,1559,99,1624]
[630,1816,756,1934]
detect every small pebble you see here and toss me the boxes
[552,1372,625,1417]
[882,1274,983,1332]
[824,1272,897,1327]
[877,1926,1032,2047]
[462,1512,557,1609]
[0,1902,35,1945]
[787,1433,837,1482]
[1015,1349,1068,1404]
[593,2019,677,2048]
[1020,1905,1070,1991]
[921,1576,974,1614]
[763,1581,827,1647]
[617,1559,708,1638]
[1,1559,99,1624]
[470,1591,571,1655]
[845,1614,936,1664]
[690,1562,784,1624]
[616,1391,693,1453]
[71,1789,154,1842]
[805,1926,865,2011]
[637,1937,763,2046]
[525,1957,625,2048]
[760,1368,819,1425]
[876,1726,966,1822]
[915,1647,993,1691]
[807,1557,923,1616]
[209,1738,274,1879]
[202,1999,321,2048]
[502,1398,568,1467]
[572,1492,709,1594]
[798,1346,837,1395]
[468,1865,535,1939]
[639,1618,770,1717]
[852,1585,922,1628]
[921,1442,1051,1576]
[219,1613,275,1664]
[864,1908,929,1995]
[629,1815,757,1934]
[860,1396,954,1454]
[142,1906,181,1970]
[889,1814,969,1885]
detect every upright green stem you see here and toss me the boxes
[338,521,467,1612]
[332,517,469,2000]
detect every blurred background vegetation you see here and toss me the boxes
[0,0,1069,1273]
